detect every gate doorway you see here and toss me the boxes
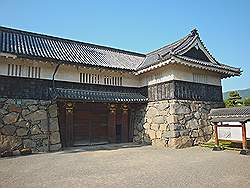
[73,103,108,146]
[58,102,131,148]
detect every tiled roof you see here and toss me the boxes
[137,29,241,77]
[209,106,250,122]
[50,88,148,103]
[0,26,241,77]
[138,31,197,70]
[0,26,145,70]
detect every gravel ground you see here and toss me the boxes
[1,144,250,188]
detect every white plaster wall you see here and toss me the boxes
[139,66,174,86]
[0,57,140,87]
[0,56,221,87]
[139,64,221,86]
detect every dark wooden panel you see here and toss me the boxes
[148,80,223,102]
[73,103,108,145]
[57,102,66,147]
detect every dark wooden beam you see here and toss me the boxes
[121,104,129,142]
[65,101,74,147]
[108,104,116,143]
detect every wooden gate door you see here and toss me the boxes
[73,103,108,146]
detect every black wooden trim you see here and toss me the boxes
[148,80,223,102]
[0,75,148,101]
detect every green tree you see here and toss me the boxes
[224,91,242,108]
[243,97,250,106]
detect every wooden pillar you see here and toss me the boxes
[65,102,74,147]
[212,122,222,151]
[242,122,247,150]
[121,104,129,142]
[108,104,116,143]
[214,122,219,146]
[240,122,248,155]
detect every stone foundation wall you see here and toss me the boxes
[133,100,223,148]
[0,98,61,153]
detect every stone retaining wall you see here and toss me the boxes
[133,99,223,148]
[0,98,61,153]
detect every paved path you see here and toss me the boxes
[1,144,250,188]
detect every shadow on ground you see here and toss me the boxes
[59,143,147,154]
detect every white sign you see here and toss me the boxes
[218,127,242,141]
[217,121,250,141]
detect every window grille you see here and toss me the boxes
[193,73,207,83]
[28,66,41,78]
[7,64,22,77]
[80,73,100,84]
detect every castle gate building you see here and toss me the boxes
[0,27,241,152]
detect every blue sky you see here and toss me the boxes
[0,0,249,92]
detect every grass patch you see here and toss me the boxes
[200,141,242,151]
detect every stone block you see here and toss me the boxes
[168,136,193,149]
[159,124,168,131]
[5,99,15,104]
[146,107,158,118]
[146,117,152,124]
[3,112,19,124]
[151,123,159,131]
[0,121,4,128]
[169,124,182,131]
[166,115,178,124]
[156,130,162,139]
[31,125,42,135]
[24,110,47,121]
[157,102,170,111]
[170,103,191,115]
[15,120,30,128]
[143,123,150,130]
[28,105,38,112]
[186,119,198,129]
[152,139,166,148]
[8,104,22,113]
[194,112,201,119]
[23,139,36,148]
[158,109,169,116]
[22,99,38,105]
[16,128,29,136]
[194,136,206,145]
[50,132,61,144]
[40,120,48,132]
[143,134,151,144]
[0,108,8,115]
[48,104,58,118]
[136,122,144,132]
[198,129,204,137]
[190,103,199,111]
[185,114,193,121]
[21,109,30,117]
[49,118,59,132]
[50,143,62,151]
[37,146,48,152]
[0,135,22,153]
[0,134,22,153]
[1,125,16,136]
[179,130,190,136]
[31,134,47,140]
[40,100,51,106]
[162,131,180,138]
[153,116,164,124]
[190,130,199,137]
[147,129,155,139]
